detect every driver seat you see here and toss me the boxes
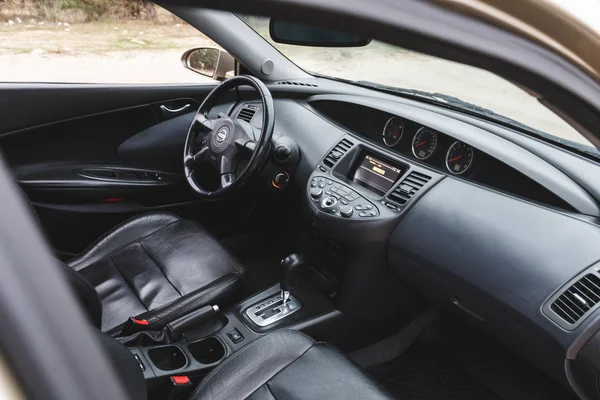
[62,211,245,334]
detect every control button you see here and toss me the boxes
[319,166,327,172]
[133,354,146,371]
[359,211,368,217]
[311,178,318,187]
[321,197,338,208]
[330,187,339,193]
[344,195,354,201]
[330,207,339,214]
[227,328,244,344]
[310,188,323,199]
[327,179,333,185]
[340,199,349,205]
[384,202,397,210]
[332,184,341,190]
[325,190,333,196]
[274,145,292,162]
[331,192,341,200]
[318,178,326,188]
[368,211,377,217]
[356,205,366,211]
[340,205,354,218]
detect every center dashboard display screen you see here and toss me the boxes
[351,152,405,195]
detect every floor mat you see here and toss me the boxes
[368,316,577,400]
[370,342,501,400]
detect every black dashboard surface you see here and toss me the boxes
[260,82,600,394]
[310,99,577,212]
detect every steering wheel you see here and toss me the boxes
[183,75,274,199]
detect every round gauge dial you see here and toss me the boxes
[446,141,474,175]
[382,117,404,147]
[412,127,438,160]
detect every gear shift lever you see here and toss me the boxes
[280,253,305,305]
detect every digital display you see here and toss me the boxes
[351,153,404,195]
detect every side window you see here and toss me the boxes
[0,2,223,83]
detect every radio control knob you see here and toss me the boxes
[340,205,354,218]
[310,188,323,199]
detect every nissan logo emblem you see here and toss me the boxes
[216,127,228,144]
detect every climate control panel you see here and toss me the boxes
[308,176,379,219]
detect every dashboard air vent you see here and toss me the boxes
[388,171,431,205]
[237,107,256,123]
[323,139,353,168]
[550,274,600,325]
[275,81,318,88]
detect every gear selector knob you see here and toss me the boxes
[280,253,305,304]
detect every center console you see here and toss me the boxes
[305,136,442,245]
[125,253,340,399]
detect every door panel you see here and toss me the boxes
[0,83,250,257]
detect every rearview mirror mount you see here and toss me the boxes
[181,47,235,81]
[269,19,371,47]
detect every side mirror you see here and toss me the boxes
[181,47,235,81]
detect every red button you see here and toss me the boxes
[132,318,149,325]
[172,376,190,385]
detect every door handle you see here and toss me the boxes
[160,104,191,114]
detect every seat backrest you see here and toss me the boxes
[59,261,103,329]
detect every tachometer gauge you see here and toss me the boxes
[412,127,438,160]
[446,141,474,175]
[382,116,404,147]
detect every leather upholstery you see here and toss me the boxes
[190,329,392,400]
[66,212,245,333]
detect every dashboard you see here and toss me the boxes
[235,79,600,399]
[309,99,575,212]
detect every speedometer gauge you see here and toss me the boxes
[412,127,438,160]
[382,116,404,147]
[446,141,474,175]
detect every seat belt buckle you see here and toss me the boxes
[166,375,192,400]
[120,317,151,336]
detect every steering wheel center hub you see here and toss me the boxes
[210,119,235,153]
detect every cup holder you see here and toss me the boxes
[188,337,225,364]
[147,345,187,371]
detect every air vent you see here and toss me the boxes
[387,171,431,205]
[323,139,353,168]
[550,274,600,325]
[237,107,256,123]
[275,81,318,88]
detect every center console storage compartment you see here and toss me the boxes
[147,345,187,371]
[188,337,225,364]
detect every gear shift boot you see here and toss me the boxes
[244,291,301,327]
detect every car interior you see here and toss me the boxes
[4,1,600,400]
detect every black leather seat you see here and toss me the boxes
[63,212,245,334]
[189,329,392,400]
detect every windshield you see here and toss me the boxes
[239,15,597,155]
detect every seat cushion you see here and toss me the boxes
[67,212,245,333]
[190,329,393,400]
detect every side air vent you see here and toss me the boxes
[275,81,318,88]
[237,107,256,123]
[550,274,600,325]
[388,171,431,205]
[323,139,353,168]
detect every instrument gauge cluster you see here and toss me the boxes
[379,115,477,176]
